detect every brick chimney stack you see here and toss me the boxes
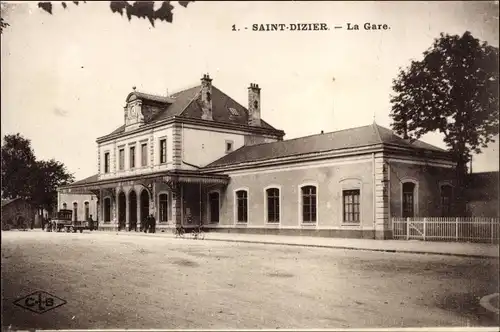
[200,73,213,121]
[248,83,261,126]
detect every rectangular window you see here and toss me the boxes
[104,152,110,173]
[118,148,125,170]
[301,186,317,223]
[129,146,136,169]
[343,189,360,223]
[159,194,168,222]
[236,190,248,223]
[226,140,234,153]
[141,143,148,167]
[266,188,280,223]
[159,138,167,164]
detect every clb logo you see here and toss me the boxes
[13,291,67,314]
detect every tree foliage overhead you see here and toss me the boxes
[390,31,499,167]
[39,1,193,26]
[0,1,194,33]
[1,134,74,212]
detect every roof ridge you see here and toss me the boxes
[372,122,384,144]
[177,88,201,117]
[170,84,201,97]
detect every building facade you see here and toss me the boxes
[58,74,459,239]
[1,198,37,230]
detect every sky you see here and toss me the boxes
[1,1,499,181]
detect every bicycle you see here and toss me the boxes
[190,224,205,240]
[173,224,185,238]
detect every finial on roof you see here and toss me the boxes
[132,86,136,91]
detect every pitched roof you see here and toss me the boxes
[205,123,447,168]
[102,84,280,138]
[1,198,21,207]
[69,174,99,186]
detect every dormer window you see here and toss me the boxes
[225,140,234,153]
[228,107,239,116]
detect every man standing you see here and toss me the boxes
[143,215,149,233]
[150,214,156,233]
[87,215,95,231]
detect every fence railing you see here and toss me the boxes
[392,217,500,243]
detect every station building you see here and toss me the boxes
[57,74,457,239]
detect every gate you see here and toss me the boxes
[392,217,500,243]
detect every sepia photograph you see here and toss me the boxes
[1,1,499,330]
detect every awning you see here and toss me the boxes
[58,170,229,194]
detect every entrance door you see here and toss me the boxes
[118,192,126,230]
[209,192,220,223]
[129,191,137,231]
[140,190,150,228]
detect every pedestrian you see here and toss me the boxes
[143,215,149,233]
[88,215,94,231]
[150,213,156,233]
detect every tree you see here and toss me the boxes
[390,31,499,213]
[1,133,37,200]
[1,133,74,213]
[0,1,194,33]
[31,159,74,213]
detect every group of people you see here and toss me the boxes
[141,214,156,233]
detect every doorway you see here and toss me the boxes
[129,191,137,231]
[208,192,220,223]
[118,192,126,230]
[140,190,150,228]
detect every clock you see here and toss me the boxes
[129,105,137,117]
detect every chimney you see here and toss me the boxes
[200,74,213,121]
[248,83,261,126]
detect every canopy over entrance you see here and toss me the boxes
[58,170,229,194]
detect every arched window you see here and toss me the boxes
[266,188,280,223]
[84,202,90,221]
[402,182,416,218]
[301,185,317,223]
[235,190,248,223]
[159,193,168,222]
[441,185,453,217]
[73,202,78,222]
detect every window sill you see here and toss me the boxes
[266,222,280,226]
[235,222,248,226]
[300,222,317,226]
[341,223,361,227]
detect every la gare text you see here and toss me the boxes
[234,23,390,32]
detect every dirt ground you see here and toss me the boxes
[2,231,499,330]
